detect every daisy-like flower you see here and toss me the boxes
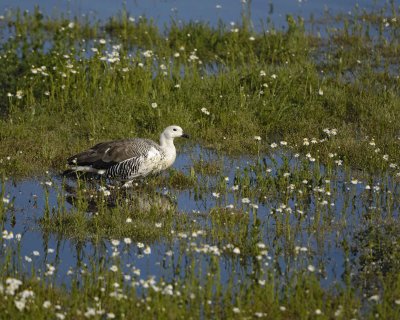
[143,246,151,254]
[137,242,144,248]
[233,307,240,314]
[111,239,120,246]
[233,247,241,254]
[201,107,210,115]
[142,50,153,58]
[16,90,23,99]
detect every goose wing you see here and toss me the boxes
[67,138,162,170]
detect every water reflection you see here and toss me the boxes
[63,180,175,214]
[1,145,399,297]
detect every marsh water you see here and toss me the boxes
[2,144,398,296]
[0,0,387,29]
[0,0,399,316]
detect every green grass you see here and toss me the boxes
[0,4,399,177]
[39,179,196,242]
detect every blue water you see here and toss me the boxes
[2,144,396,294]
[0,0,386,30]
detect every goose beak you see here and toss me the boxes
[181,133,190,139]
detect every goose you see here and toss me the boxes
[64,125,189,185]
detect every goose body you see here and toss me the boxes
[65,125,189,182]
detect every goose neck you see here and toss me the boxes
[160,134,175,149]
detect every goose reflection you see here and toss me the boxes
[63,181,175,214]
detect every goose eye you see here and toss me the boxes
[173,128,177,131]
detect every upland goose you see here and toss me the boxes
[64,125,189,184]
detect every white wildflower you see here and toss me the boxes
[233,307,240,314]
[144,246,151,254]
[84,307,96,317]
[137,242,144,248]
[143,50,153,58]
[111,239,120,247]
[201,107,210,115]
[14,299,26,311]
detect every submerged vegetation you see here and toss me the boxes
[1,1,400,319]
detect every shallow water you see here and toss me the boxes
[2,144,398,297]
[0,0,385,30]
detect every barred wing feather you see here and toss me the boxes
[67,138,163,171]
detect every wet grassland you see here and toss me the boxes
[1,2,400,319]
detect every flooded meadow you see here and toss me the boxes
[1,0,400,319]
